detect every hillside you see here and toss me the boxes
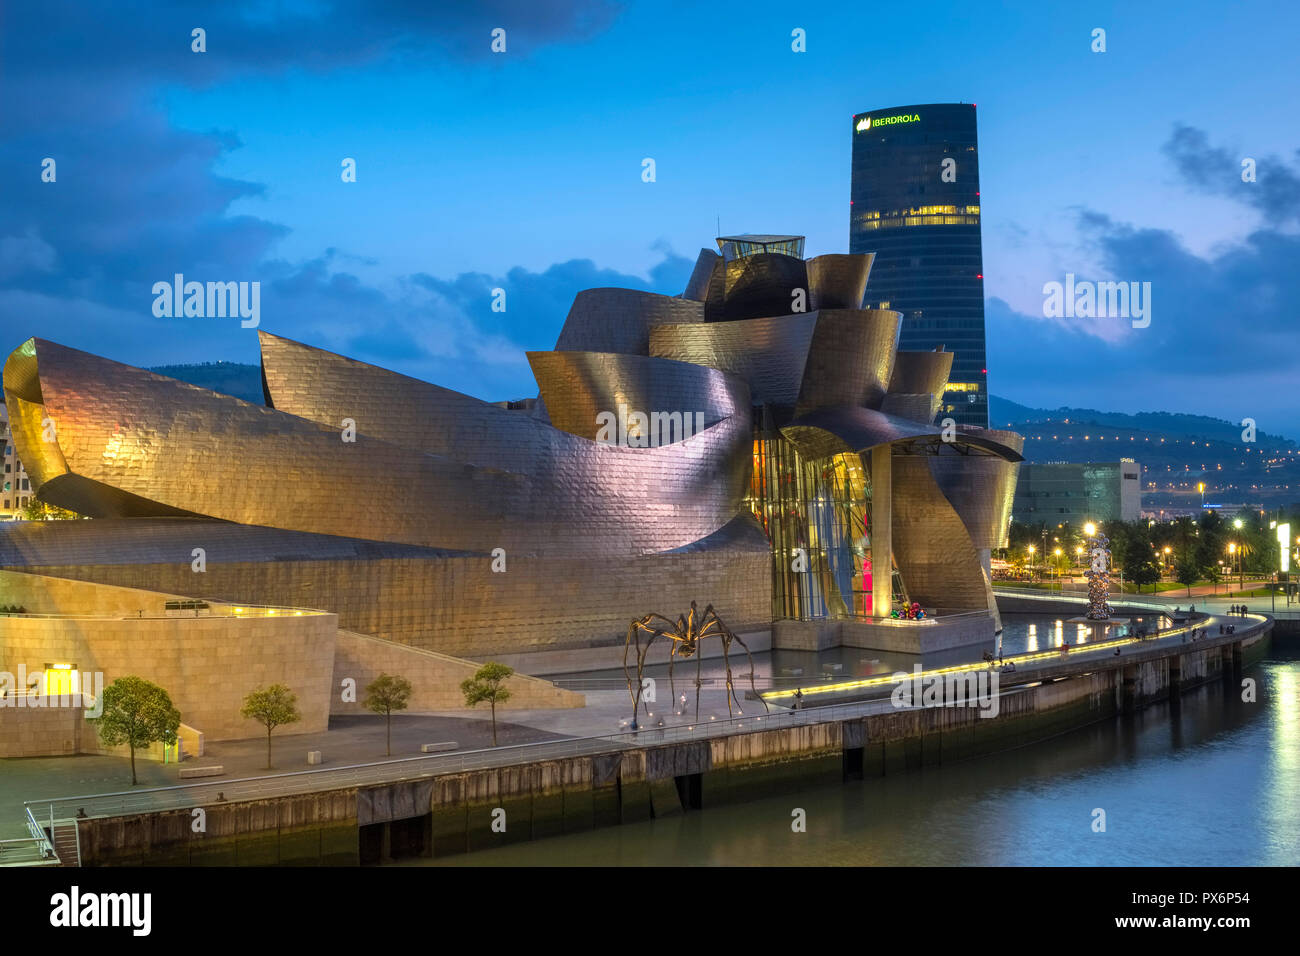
[990,395,1300,511]
[149,362,264,405]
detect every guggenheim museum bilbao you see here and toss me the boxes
[0,233,1022,743]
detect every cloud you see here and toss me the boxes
[0,0,629,398]
[990,124,1300,435]
[1162,124,1300,223]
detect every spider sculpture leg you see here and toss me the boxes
[718,630,740,716]
[731,629,768,713]
[624,618,664,726]
[636,624,663,719]
[622,619,642,724]
[696,609,732,716]
[695,639,703,721]
[700,604,768,716]
[666,638,677,715]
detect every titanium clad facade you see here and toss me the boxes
[2,229,1023,656]
[526,351,746,442]
[850,103,989,428]
[929,428,1025,551]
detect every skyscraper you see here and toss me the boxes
[849,103,988,427]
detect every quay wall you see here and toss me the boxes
[71,626,1271,865]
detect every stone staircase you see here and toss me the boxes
[48,819,81,866]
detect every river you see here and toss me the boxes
[409,643,1298,866]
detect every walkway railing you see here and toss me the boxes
[995,586,1300,620]
[22,694,916,822]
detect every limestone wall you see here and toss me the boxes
[0,701,90,756]
[331,630,583,713]
[0,605,337,741]
[13,548,771,659]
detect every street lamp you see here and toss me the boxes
[1054,547,1063,592]
[1229,542,1243,593]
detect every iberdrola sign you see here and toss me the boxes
[855,112,921,131]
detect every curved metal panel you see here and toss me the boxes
[806,253,873,310]
[650,313,817,406]
[781,405,941,459]
[780,405,1024,462]
[682,248,720,301]
[889,349,953,396]
[880,393,937,424]
[795,308,900,414]
[554,288,703,356]
[0,516,773,658]
[526,351,748,442]
[929,428,1025,550]
[260,330,525,467]
[892,455,997,614]
[16,337,753,557]
[710,253,808,322]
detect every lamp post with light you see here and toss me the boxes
[1233,518,1245,592]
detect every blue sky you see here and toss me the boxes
[2,0,1297,433]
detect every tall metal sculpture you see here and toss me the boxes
[623,601,767,725]
[1085,531,1115,621]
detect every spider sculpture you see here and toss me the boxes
[622,601,767,725]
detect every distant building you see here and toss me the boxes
[1012,460,1142,526]
[849,102,987,427]
[0,400,33,517]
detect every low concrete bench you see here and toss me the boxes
[420,742,458,754]
[178,765,224,779]
[307,751,323,765]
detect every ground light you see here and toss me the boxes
[763,619,1206,702]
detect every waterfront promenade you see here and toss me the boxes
[13,603,1266,832]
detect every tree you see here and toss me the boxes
[21,498,81,521]
[1174,556,1199,596]
[460,662,513,747]
[363,673,412,756]
[240,684,301,769]
[1123,538,1161,593]
[92,676,181,785]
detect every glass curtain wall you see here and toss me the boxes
[747,420,908,621]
